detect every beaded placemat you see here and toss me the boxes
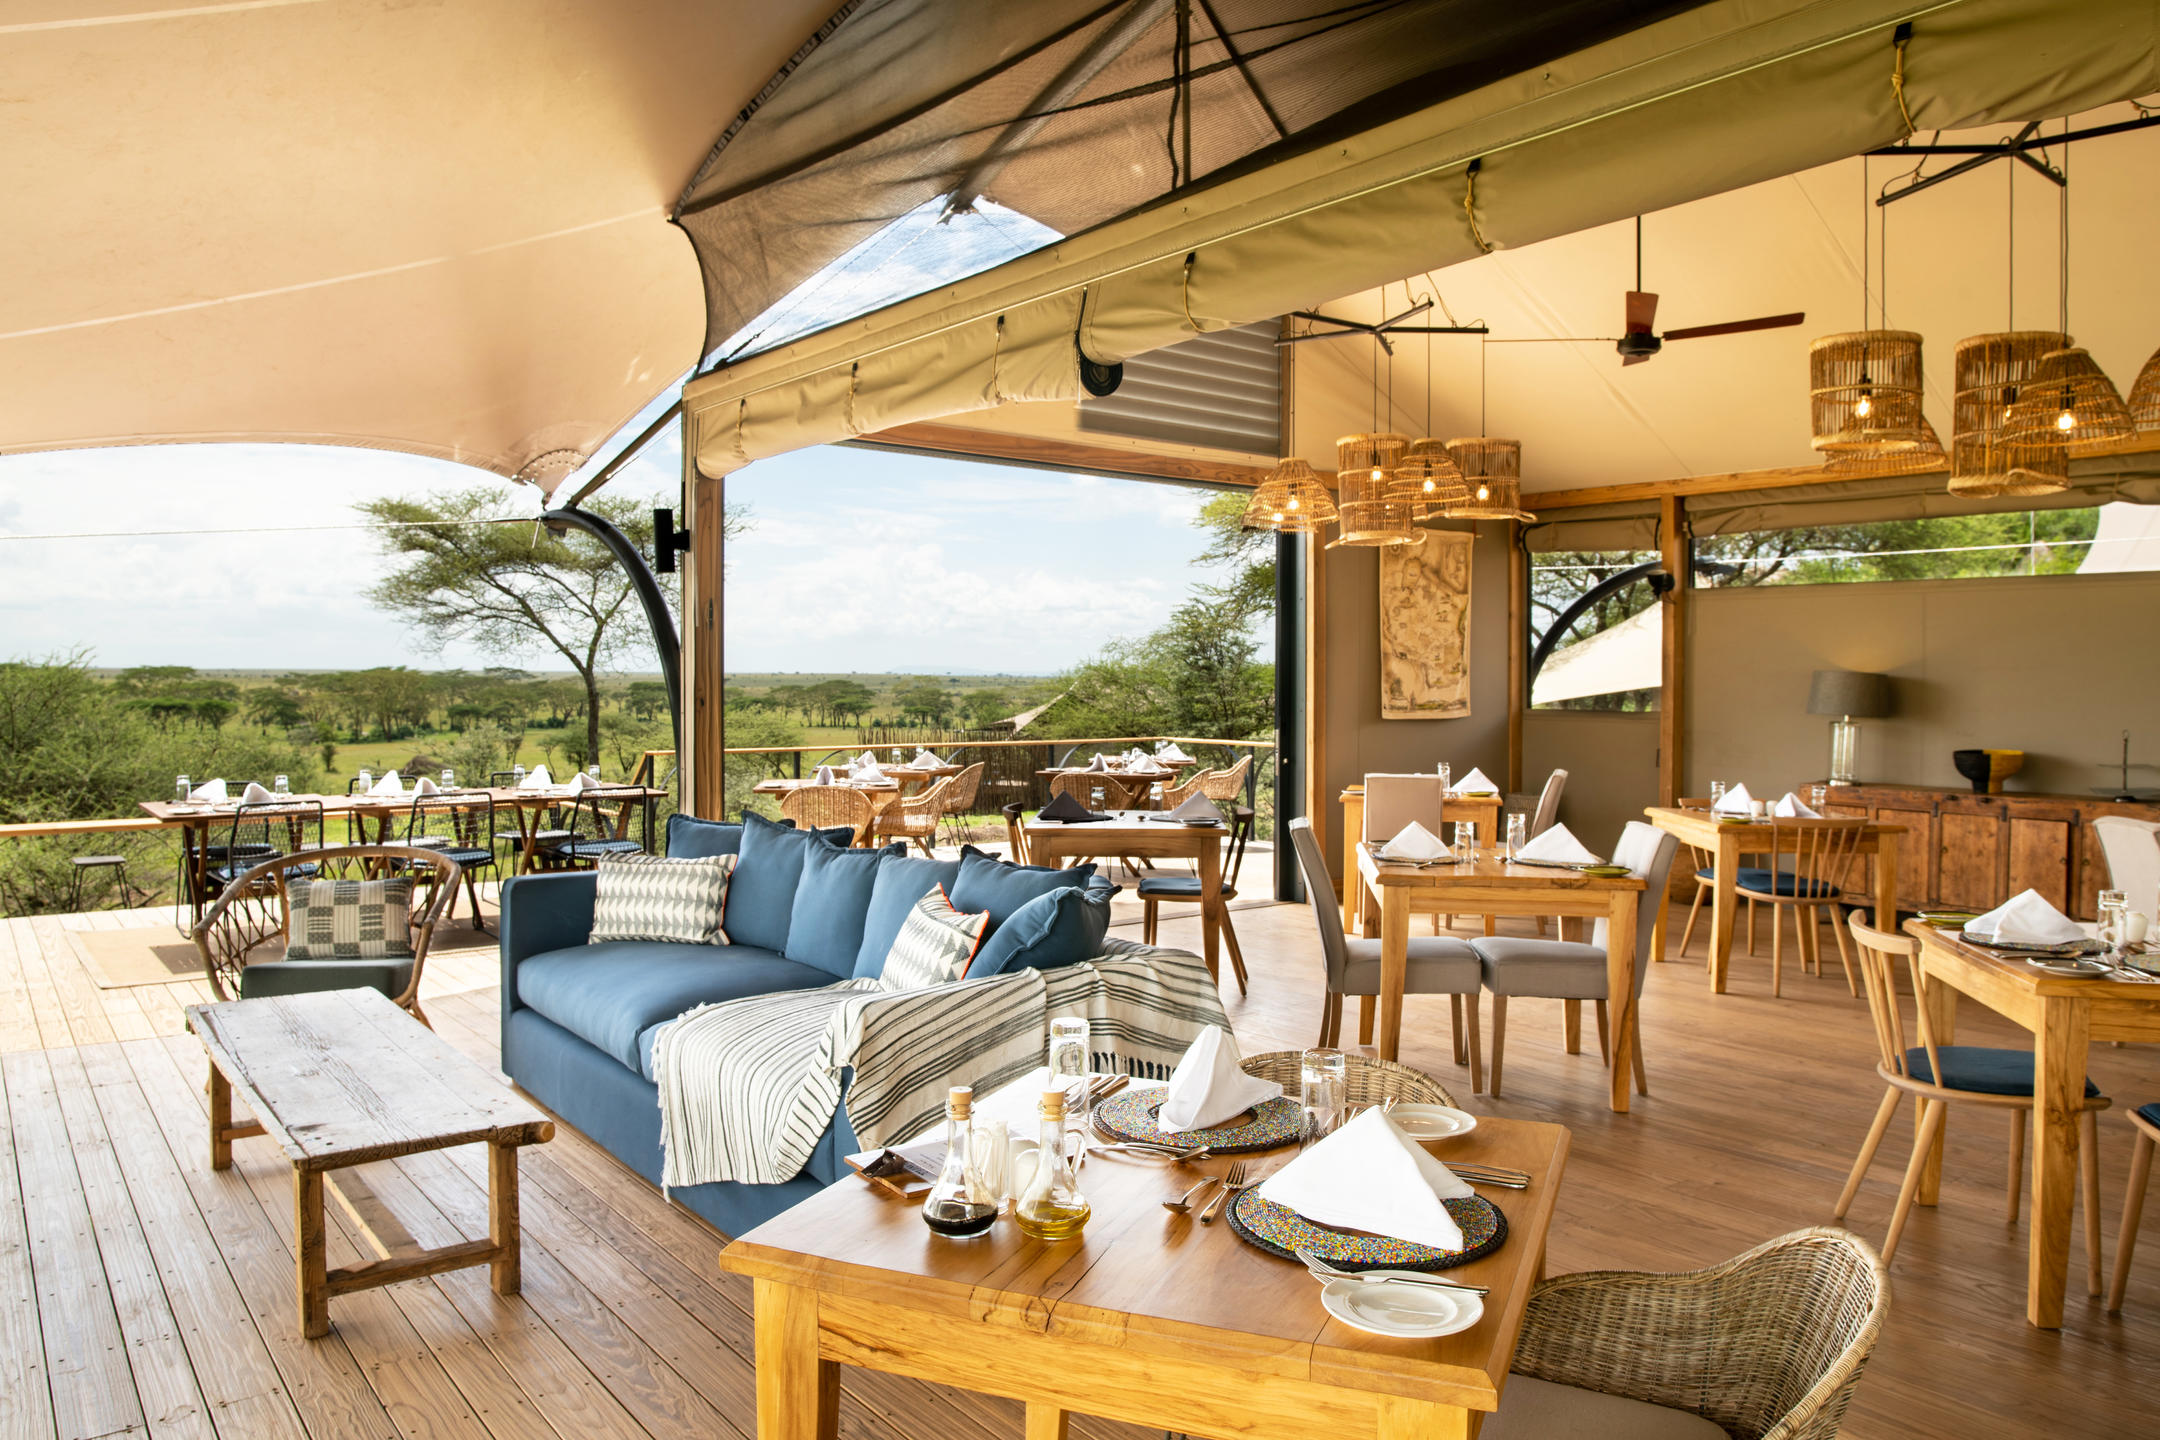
[1226,1190,1507,1272]
[1091,1090,1301,1154]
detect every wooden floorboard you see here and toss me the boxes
[5,891,2159,1438]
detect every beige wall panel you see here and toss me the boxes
[1523,712,1660,852]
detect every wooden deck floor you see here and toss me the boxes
[5,893,2158,1440]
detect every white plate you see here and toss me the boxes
[1321,1276,1484,1338]
[1372,848,1449,865]
[1383,1104,1477,1140]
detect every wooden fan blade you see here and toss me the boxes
[1624,290,1658,335]
[1661,311,1806,341]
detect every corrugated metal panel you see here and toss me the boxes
[1078,322,1280,456]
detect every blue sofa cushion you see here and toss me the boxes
[669,812,760,858]
[951,845,1095,932]
[725,812,845,952]
[971,880,1116,978]
[854,853,964,979]
[786,840,904,979]
[1905,1045,2101,1099]
[517,940,832,1071]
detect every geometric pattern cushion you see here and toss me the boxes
[284,877,414,960]
[589,853,735,946]
[877,885,989,993]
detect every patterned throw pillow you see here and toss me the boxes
[590,853,735,945]
[877,885,991,992]
[285,878,414,960]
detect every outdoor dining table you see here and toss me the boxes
[1026,809,1230,981]
[719,1076,1569,1440]
[1338,785,1505,932]
[1356,843,1648,1113]
[141,783,666,922]
[1643,805,1903,993]
[1904,917,2160,1328]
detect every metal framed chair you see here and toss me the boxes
[1735,817,1869,997]
[208,801,325,891]
[1836,917,2109,1272]
[194,844,458,1026]
[403,793,498,931]
[542,789,648,868]
[874,775,956,858]
[1049,773,1147,877]
[1286,817,1481,1073]
[1139,805,1255,992]
[491,770,572,868]
[780,785,876,848]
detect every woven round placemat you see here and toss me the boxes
[1226,1189,1507,1272]
[1092,1090,1301,1154]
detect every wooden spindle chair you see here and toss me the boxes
[1734,817,1868,996]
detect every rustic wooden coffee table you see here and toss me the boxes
[720,1108,1568,1439]
[186,986,554,1337]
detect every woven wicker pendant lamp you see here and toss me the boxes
[1810,331,1927,454]
[1824,415,1946,477]
[1391,437,1469,515]
[1241,458,1336,533]
[1327,432,1420,546]
[1949,331,2071,497]
[1442,438,1536,522]
[2004,345,2134,449]
[2130,346,2160,433]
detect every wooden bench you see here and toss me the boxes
[185,986,554,1337]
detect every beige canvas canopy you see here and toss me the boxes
[684,0,2160,478]
[0,0,835,477]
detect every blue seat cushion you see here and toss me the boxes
[2139,1101,2160,1131]
[240,958,414,1003]
[1735,870,1841,899]
[971,880,1115,978]
[854,853,964,979]
[1697,866,1780,888]
[1136,875,1207,899]
[517,940,832,1071]
[786,841,904,979]
[1905,1046,2101,1099]
[724,812,847,951]
[951,845,1095,933]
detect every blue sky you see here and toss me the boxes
[0,434,1237,676]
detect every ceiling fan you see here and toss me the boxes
[1608,216,1804,364]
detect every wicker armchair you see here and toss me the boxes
[938,762,986,846]
[1237,1050,1457,1108]
[193,845,458,1025]
[781,785,876,847]
[1506,1227,1888,1440]
[1198,753,1252,803]
[1157,769,1215,811]
[874,775,955,857]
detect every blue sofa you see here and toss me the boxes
[499,812,1115,1236]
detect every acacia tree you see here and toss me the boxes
[358,489,659,766]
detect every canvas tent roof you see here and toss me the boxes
[0,0,834,478]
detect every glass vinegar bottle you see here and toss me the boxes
[921,1087,997,1238]
[1014,1090,1090,1241]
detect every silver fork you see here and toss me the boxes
[1197,1161,1249,1224]
[1297,1248,1489,1296]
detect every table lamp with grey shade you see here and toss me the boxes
[1808,670,1892,784]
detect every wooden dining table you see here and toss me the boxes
[1904,918,2160,1327]
[1026,810,1229,981]
[1338,786,1505,932]
[1357,844,1648,1113]
[719,1084,1570,1440]
[1643,806,1903,993]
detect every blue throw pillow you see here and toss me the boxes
[969,880,1115,978]
[853,853,964,979]
[950,845,1095,931]
[786,841,904,979]
[723,811,841,951]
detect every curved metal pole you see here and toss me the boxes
[541,506,682,758]
[1525,560,1661,693]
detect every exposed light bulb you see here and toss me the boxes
[1370,467,1384,481]
[1270,509,1285,523]
[1286,495,1300,511]
[1854,392,1872,420]
[1476,483,1491,502]
[2002,384,2019,423]
[2056,409,2076,433]
[1422,477,1436,494]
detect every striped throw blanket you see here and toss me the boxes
[650,939,1228,1189]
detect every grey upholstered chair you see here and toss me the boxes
[1288,817,1485,1081]
[1468,820,1679,1098]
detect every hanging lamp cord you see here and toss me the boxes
[1463,159,1494,254]
[1891,25,1918,137]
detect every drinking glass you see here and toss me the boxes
[1707,780,1726,810]
[1505,812,1528,860]
[2098,890,2129,954]
[587,764,602,782]
[174,775,191,804]
[1299,1049,1347,1149]
[891,747,903,766]
[356,768,373,792]
[273,774,290,797]
[1452,821,1479,864]
[1436,762,1452,793]
[441,768,456,790]
[1047,1017,1091,1157]
[1090,784,1105,811]
[511,764,526,786]
[1809,783,1830,812]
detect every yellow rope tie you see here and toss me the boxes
[1180,252,1202,333]
[842,361,862,436]
[733,397,750,468]
[1463,160,1494,254]
[1891,32,1917,137]
[989,315,1006,403]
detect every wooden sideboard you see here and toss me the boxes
[1816,781,2160,920]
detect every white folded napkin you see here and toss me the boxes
[1380,820,1449,861]
[187,778,228,802]
[1967,889,2088,946]
[1772,791,1820,818]
[1157,1026,1282,1132]
[367,770,405,797]
[1711,783,1755,815]
[1256,1105,1472,1251]
[238,781,275,805]
[1127,756,1165,775]
[567,771,602,792]
[1084,754,1109,772]
[1158,743,1191,762]
[412,776,441,797]
[1449,766,1498,795]
[912,749,943,767]
[519,765,553,790]
[1514,822,1598,865]
[814,765,836,784]
[856,762,886,783]
[1168,793,1224,824]
[858,751,878,769]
